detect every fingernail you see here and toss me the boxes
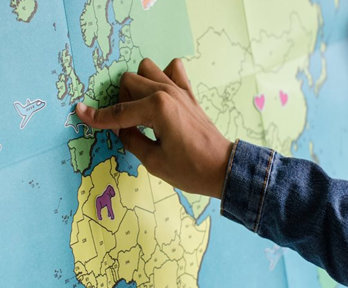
[77,102,88,113]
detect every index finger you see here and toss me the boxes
[76,99,153,130]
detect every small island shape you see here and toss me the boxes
[10,0,38,23]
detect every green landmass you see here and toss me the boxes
[92,47,102,71]
[68,137,96,174]
[56,74,68,100]
[109,60,127,86]
[127,47,143,72]
[119,47,131,62]
[56,44,84,104]
[80,0,97,47]
[10,0,37,23]
[112,0,132,23]
[85,64,121,109]
[80,0,112,61]
[129,0,194,67]
[121,24,131,38]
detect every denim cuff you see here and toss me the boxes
[220,140,275,233]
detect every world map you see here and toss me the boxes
[1,0,348,287]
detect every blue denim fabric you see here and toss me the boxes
[221,139,348,286]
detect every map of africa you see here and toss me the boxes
[1,0,348,287]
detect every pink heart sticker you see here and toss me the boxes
[279,90,288,106]
[141,0,154,9]
[254,94,265,112]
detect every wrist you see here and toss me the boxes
[212,140,234,199]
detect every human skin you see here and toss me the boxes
[76,58,233,199]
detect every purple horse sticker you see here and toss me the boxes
[96,185,116,221]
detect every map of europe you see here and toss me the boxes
[1,0,348,287]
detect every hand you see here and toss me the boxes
[76,58,232,199]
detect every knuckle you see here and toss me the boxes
[160,84,174,94]
[151,91,170,111]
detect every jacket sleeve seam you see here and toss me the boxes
[220,139,240,215]
[253,149,275,233]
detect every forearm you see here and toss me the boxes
[221,140,348,286]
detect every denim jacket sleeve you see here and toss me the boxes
[220,139,348,286]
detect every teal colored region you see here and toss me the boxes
[0,0,74,170]
[0,144,83,287]
[84,129,140,177]
[114,279,137,288]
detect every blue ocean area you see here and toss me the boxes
[1,0,348,287]
[0,1,84,287]
[84,129,140,177]
[114,279,137,288]
[0,1,74,170]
